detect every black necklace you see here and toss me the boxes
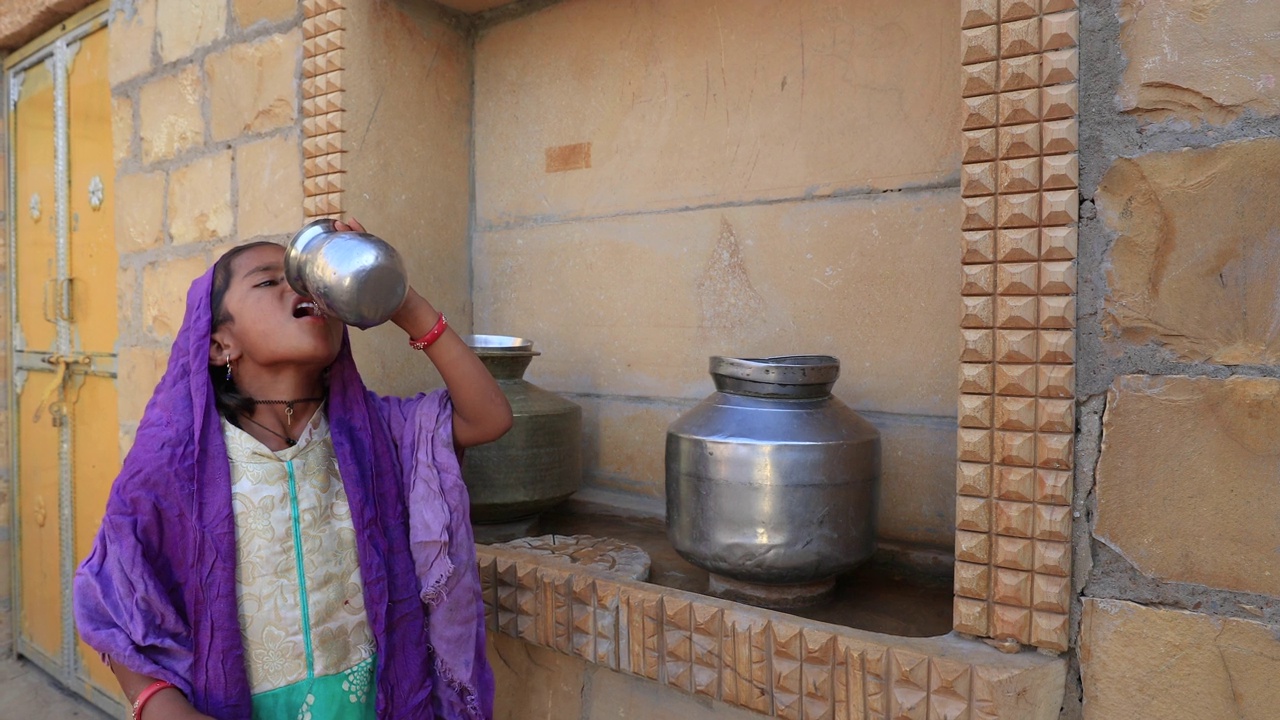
[239,413,299,448]
[249,397,324,429]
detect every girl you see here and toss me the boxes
[74,219,510,719]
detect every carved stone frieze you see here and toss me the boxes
[957,0,1080,652]
[478,545,1066,719]
[301,0,345,218]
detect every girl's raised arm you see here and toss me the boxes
[336,218,513,448]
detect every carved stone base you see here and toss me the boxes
[709,574,836,610]
[494,533,651,581]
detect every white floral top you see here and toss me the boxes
[223,408,375,696]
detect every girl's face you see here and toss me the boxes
[209,244,344,372]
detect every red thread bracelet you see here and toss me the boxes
[409,313,448,351]
[132,680,178,720]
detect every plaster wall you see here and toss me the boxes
[472,0,963,550]
[340,0,474,398]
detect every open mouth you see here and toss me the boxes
[293,300,325,319]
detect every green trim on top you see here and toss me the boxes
[285,459,316,679]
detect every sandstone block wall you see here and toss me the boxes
[1071,1,1280,717]
[472,0,963,550]
[109,0,303,449]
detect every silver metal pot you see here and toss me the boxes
[461,335,583,525]
[284,218,409,329]
[666,355,880,608]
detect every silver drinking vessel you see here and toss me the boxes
[284,218,409,329]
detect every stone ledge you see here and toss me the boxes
[0,0,94,51]
[477,545,1066,719]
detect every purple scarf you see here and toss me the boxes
[73,265,494,719]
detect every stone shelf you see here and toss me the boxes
[475,508,1066,719]
[529,504,955,639]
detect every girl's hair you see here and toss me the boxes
[208,241,281,423]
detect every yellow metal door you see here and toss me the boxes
[8,6,124,714]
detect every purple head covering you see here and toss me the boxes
[73,262,494,719]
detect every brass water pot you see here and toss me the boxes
[462,335,583,523]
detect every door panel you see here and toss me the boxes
[70,374,119,695]
[13,62,58,354]
[12,54,63,666]
[9,8,123,714]
[67,26,117,354]
[15,371,63,659]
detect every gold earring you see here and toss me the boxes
[225,354,232,381]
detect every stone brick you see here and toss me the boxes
[1098,138,1280,364]
[138,65,205,164]
[473,190,960,417]
[142,253,209,342]
[115,170,166,252]
[233,0,296,28]
[118,265,137,338]
[488,634,584,720]
[168,151,232,245]
[156,0,226,63]
[1096,375,1280,597]
[205,30,300,142]
[1118,0,1280,124]
[117,346,169,426]
[1081,598,1280,719]
[473,0,959,225]
[236,134,303,238]
[584,661,774,720]
[108,0,156,84]
[111,94,133,165]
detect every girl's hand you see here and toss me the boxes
[334,217,367,233]
[337,217,513,448]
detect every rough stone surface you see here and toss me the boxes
[1095,375,1280,598]
[114,170,166,252]
[167,151,232,245]
[235,133,302,238]
[1097,138,1280,364]
[204,30,300,142]
[1118,0,1280,124]
[117,346,168,426]
[474,0,960,225]
[582,662,785,720]
[138,65,205,164]
[233,0,296,28]
[142,253,209,342]
[156,0,226,63]
[111,95,133,165]
[108,0,156,84]
[493,534,651,581]
[0,0,96,51]
[0,657,108,718]
[1081,598,1280,719]
[487,634,584,720]
[141,256,209,337]
[474,191,960,417]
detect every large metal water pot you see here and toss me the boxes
[462,335,582,527]
[284,218,409,329]
[666,355,880,608]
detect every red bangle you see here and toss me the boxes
[409,313,448,351]
[133,680,179,720]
